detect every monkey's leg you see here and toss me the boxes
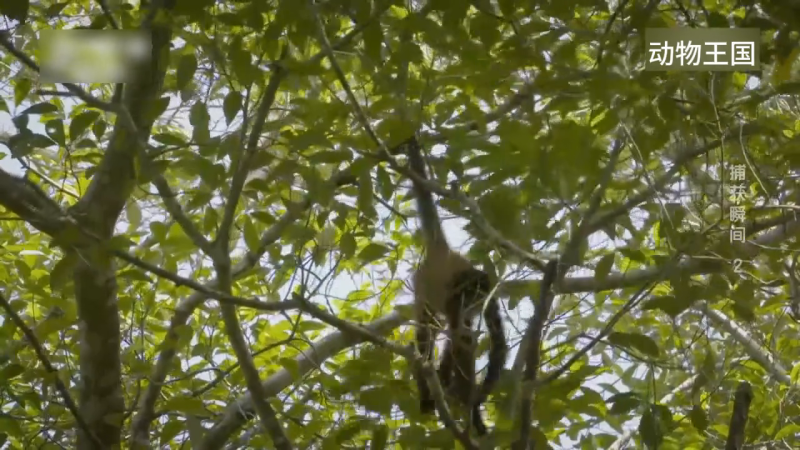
[415,307,437,415]
[443,293,479,436]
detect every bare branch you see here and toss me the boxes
[111,249,299,312]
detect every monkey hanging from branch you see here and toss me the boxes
[402,135,507,436]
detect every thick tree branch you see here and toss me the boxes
[201,43,295,450]
[502,215,800,296]
[3,3,175,446]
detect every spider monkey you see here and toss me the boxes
[403,136,507,436]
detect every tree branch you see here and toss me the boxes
[215,255,294,450]
[511,260,558,450]
[2,4,175,446]
[216,46,288,248]
[151,176,215,255]
[0,170,298,313]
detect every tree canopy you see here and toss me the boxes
[1,0,800,449]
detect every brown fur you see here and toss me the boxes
[404,136,507,436]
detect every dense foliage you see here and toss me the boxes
[1,0,800,449]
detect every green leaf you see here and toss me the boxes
[14,79,31,106]
[152,133,187,146]
[363,21,383,64]
[0,97,8,114]
[35,316,72,338]
[594,254,614,283]
[376,166,393,200]
[0,416,23,435]
[775,423,800,440]
[791,362,800,384]
[45,2,68,17]
[69,110,100,141]
[222,92,242,126]
[370,424,389,450]
[307,149,352,164]
[44,119,65,146]
[18,102,58,116]
[7,132,57,157]
[118,269,153,283]
[92,119,107,140]
[0,0,29,22]
[190,102,210,143]
[0,363,25,382]
[332,421,364,444]
[358,243,390,265]
[339,233,356,259]
[243,217,259,253]
[689,405,708,431]
[640,404,672,449]
[147,97,171,123]
[358,387,393,415]
[186,415,205,447]
[176,53,198,90]
[126,201,142,231]
[357,170,375,218]
[497,0,516,16]
[608,332,660,357]
[641,295,695,318]
[50,253,77,292]
[607,392,641,415]
[108,235,136,250]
